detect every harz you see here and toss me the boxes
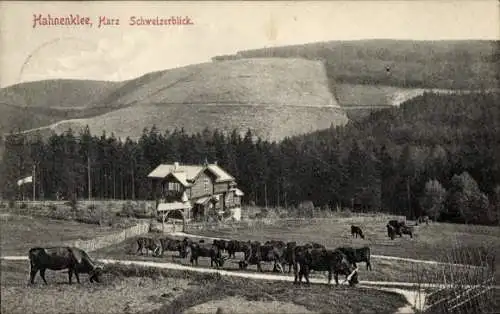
[98,16,120,28]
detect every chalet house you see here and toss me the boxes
[148,162,244,222]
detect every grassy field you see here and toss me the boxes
[93,231,490,285]
[1,260,408,314]
[188,217,499,266]
[0,214,118,255]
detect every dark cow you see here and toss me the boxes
[136,237,161,256]
[351,225,365,239]
[306,242,326,250]
[400,225,414,238]
[227,239,252,259]
[387,224,396,240]
[293,246,358,286]
[158,237,186,258]
[417,216,430,225]
[213,239,228,253]
[284,241,297,273]
[337,246,372,270]
[387,220,405,239]
[29,247,102,285]
[189,242,228,268]
[239,241,286,273]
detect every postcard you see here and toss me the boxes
[0,1,498,313]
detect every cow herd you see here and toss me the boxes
[27,219,419,286]
[386,220,415,240]
[135,234,373,287]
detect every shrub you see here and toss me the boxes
[64,198,78,211]
[8,200,15,209]
[297,200,314,218]
[48,207,73,220]
[19,202,27,209]
[118,201,135,218]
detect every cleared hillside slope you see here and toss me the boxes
[100,58,342,107]
[11,58,348,142]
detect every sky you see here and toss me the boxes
[0,1,498,88]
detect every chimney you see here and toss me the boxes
[174,162,179,171]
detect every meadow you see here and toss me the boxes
[187,216,499,266]
[1,260,408,314]
[0,214,118,256]
[91,213,497,289]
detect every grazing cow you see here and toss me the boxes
[28,247,102,285]
[239,241,286,273]
[305,242,326,250]
[387,224,396,240]
[158,237,186,258]
[351,225,365,239]
[189,242,228,268]
[293,246,358,286]
[227,239,252,259]
[337,246,372,270]
[136,237,161,256]
[387,220,405,238]
[213,239,228,253]
[417,216,430,225]
[284,241,297,273]
[400,225,414,238]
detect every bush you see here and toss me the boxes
[8,200,15,209]
[19,202,27,209]
[118,201,155,219]
[48,207,73,220]
[118,201,135,218]
[64,198,78,211]
[297,200,314,218]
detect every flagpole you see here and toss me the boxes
[32,164,36,202]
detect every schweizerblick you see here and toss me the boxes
[33,14,93,28]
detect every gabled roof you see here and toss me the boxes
[148,164,203,181]
[148,163,235,184]
[230,187,245,196]
[170,172,190,187]
[207,164,235,182]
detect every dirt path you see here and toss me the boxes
[171,232,484,268]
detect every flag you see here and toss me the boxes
[17,176,33,186]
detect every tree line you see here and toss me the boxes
[1,91,499,225]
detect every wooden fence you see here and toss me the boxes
[63,221,151,252]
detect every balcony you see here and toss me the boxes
[162,190,187,202]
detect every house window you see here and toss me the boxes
[204,178,209,193]
[168,182,181,191]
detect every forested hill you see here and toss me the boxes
[214,40,499,90]
[1,91,499,225]
[286,91,499,224]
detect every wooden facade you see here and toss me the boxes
[149,162,244,221]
